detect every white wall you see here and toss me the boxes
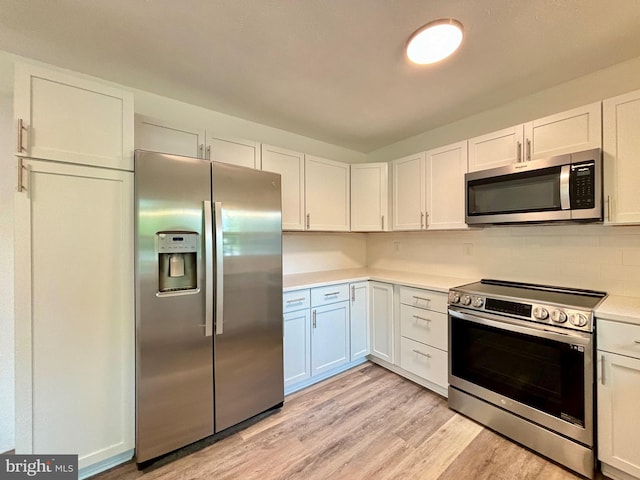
[0,90,15,452]
[368,55,640,162]
[283,233,366,275]
[367,225,640,296]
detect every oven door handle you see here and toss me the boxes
[448,308,591,346]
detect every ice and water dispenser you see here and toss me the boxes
[157,232,198,293]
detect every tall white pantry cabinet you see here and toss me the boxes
[13,63,135,476]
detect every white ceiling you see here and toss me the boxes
[1,0,640,153]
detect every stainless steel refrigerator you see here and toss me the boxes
[134,150,284,463]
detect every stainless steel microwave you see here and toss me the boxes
[465,148,602,225]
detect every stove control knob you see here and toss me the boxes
[473,297,484,308]
[570,313,588,328]
[448,292,460,304]
[461,295,472,306]
[551,310,568,323]
[533,307,549,320]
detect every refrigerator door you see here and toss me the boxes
[212,162,284,432]
[135,151,214,462]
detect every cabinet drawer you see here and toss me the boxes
[400,337,448,388]
[311,283,349,307]
[399,286,447,313]
[283,289,310,313]
[400,304,447,350]
[598,319,640,359]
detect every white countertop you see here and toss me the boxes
[283,268,475,293]
[596,295,640,326]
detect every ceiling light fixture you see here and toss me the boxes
[406,18,464,65]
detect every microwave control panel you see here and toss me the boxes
[570,161,595,209]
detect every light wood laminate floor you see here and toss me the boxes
[95,363,590,480]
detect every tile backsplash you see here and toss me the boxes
[366,225,640,296]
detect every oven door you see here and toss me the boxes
[448,307,593,446]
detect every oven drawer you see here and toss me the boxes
[311,283,349,307]
[400,304,447,350]
[400,337,447,388]
[283,289,311,313]
[598,319,640,359]
[399,286,447,313]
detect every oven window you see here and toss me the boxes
[450,316,585,426]
[468,166,561,215]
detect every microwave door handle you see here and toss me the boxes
[560,165,571,210]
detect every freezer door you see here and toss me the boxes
[135,151,214,462]
[212,161,284,432]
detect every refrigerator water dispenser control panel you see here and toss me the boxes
[157,233,198,253]
[157,232,198,293]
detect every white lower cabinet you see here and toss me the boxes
[283,309,311,388]
[311,301,350,375]
[369,281,394,363]
[15,159,134,472]
[597,319,640,480]
[398,286,448,394]
[350,282,369,360]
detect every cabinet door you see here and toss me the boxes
[392,153,425,230]
[468,125,524,172]
[261,144,305,230]
[135,115,205,158]
[369,282,394,364]
[207,135,260,169]
[311,302,349,375]
[525,102,602,161]
[425,140,468,230]
[283,309,311,388]
[603,90,640,224]
[14,159,134,468]
[350,282,369,361]
[305,155,350,231]
[597,351,640,478]
[351,162,390,231]
[14,63,134,170]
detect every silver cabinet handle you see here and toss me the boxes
[17,118,26,152]
[420,212,424,229]
[607,195,611,221]
[312,309,317,329]
[413,314,431,322]
[199,144,204,159]
[351,285,355,302]
[381,215,385,230]
[306,213,310,230]
[413,349,431,358]
[516,141,522,163]
[203,201,213,337]
[206,144,211,160]
[526,139,531,161]
[413,295,431,303]
[324,291,340,297]
[601,355,605,385]
[634,340,640,344]
[286,297,306,304]
[214,201,224,335]
[16,157,25,193]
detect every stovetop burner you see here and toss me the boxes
[448,279,607,332]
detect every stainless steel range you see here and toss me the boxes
[447,279,607,478]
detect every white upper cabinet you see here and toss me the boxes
[468,125,523,172]
[305,155,350,231]
[206,135,260,169]
[425,140,468,230]
[603,90,640,224]
[135,115,204,158]
[468,102,602,172]
[135,115,259,168]
[350,162,390,231]
[261,144,306,230]
[14,63,134,170]
[392,152,426,230]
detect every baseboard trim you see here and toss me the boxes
[79,449,134,479]
[367,355,448,397]
[284,357,368,396]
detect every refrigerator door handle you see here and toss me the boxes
[214,201,224,335]
[204,201,214,337]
